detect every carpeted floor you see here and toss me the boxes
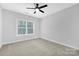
[0,38,79,56]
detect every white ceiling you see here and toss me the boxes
[0,3,77,18]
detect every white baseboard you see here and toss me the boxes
[41,36,79,50]
[2,35,79,50]
[2,38,39,45]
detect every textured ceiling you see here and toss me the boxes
[0,3,77,18]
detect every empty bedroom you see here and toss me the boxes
[0,3,79,56]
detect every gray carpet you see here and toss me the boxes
[0,38,79,56]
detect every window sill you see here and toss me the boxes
[16,33,35,36]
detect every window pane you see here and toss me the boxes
[18,21,26,27]
[17,20,26,35]
[27,28,33,34]
[27,22,33,28]
[18,27,26,34]
[27,22,33,34]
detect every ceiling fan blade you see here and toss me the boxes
[27,8,35,9]
[39,10,44,13]
[39,4,47,9]
[34,11,36,14]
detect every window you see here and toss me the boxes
[16,20,33,35]
[27,22,33,34]
[17,20,26,34]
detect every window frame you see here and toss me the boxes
[16,19,35,36]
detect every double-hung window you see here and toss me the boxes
[16,20,33,35]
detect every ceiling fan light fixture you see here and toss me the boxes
[35,9,39,12]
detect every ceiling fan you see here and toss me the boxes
[26,3,48,14]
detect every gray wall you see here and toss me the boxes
[0,7,2,46]
[41,4,79,49]
[2,9,41,44]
